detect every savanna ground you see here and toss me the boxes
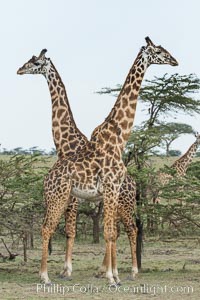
[0,234,200,300]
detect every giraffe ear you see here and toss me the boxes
[145,36,155,46]
[31,55,37,61]
[39,49,47,58]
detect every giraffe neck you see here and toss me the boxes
[91,49,148,154]
[171,141,199,176]
[45,60,87,158]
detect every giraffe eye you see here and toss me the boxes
[156,50,162,55]
[34,62,40,66]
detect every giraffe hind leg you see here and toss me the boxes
[118,176,138,280]
[123,218,138,280]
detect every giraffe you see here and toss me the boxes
[153,133,200,203]
[17,37,178,285]
[171,132,200,176]
[17,49,138,280]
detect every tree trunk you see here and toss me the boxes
[92,202,103,243]
[22,232,28,262]
[92,216,100,244]
[166,143,170,157]
[29,219,34,249]
[27,231,34,249]
[30,231,34,249]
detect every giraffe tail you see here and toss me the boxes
[48,237,52,255]
[136,215,143,270]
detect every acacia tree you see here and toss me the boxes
[0,155,48,261]
[156,122,195,156]
[139,73,200,126]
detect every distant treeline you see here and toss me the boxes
[0,146,56,156]
[1,146,200,157]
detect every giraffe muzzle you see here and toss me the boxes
[170,57,178,66]
[17,68,24,75]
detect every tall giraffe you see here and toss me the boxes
[154,133,200,203]
[17,49,138,280]
[17,37,178,285]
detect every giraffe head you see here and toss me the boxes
[141,37,178,66]
[17,49,50,76]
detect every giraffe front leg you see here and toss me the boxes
[103,184,119,286]
[40,183,71,284]
[111,240,121,285]
[60,196,78,280]
[96,220,120,279]
[112,219,121,284]
[40,226,54,285]
[104,240,115,286]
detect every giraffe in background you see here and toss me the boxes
[171,133,200,176]
[17,37,178,285]
[17,49,137,281]
[153,133,200,203]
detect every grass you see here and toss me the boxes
[0,236,200,300]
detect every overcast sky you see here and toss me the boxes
[0,0,200,153]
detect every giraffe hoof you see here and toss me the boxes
[117,281,122,286]
[40,278,52,285]
[58,274,72,281]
